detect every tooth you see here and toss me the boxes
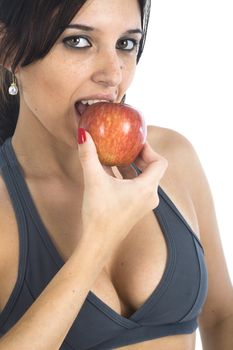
[88,100,97,105]
[80,99,110,106]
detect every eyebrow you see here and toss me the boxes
[64,24,143,36]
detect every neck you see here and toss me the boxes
[12,110,84,186]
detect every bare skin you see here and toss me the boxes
[0,0,232,348]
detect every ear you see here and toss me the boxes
[0,61,19,74]
[0,63,12,73]
[0,23,14,72]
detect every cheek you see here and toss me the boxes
[19,62,81,117]
[122,61,137,91]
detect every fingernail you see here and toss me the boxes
[78,128,86,144]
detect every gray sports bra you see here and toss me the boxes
[0,137,208,349]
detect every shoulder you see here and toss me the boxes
[146,124,204,197]
[147,124,198,163]
[146,124,216,225]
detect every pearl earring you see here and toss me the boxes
[8,73,18,96]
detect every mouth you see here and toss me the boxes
[75,97,115,118]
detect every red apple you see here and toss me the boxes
[78,102,147,166]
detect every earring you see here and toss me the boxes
[8,73,18,96]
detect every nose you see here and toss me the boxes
[91,49,123,88]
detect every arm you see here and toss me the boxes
[200,314,233,350]
[0,234,108,350]
[189,154,233,350]
[171,130,233,349]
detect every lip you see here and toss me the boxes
[75,93,117,106]
[74,94,118,120]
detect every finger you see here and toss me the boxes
[136,156,168,186]
[117,164,139,179]
[133,142,164,171]
[78,129,105,184]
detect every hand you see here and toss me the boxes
[78,129,168,253]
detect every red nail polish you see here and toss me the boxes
[78,128,86,144]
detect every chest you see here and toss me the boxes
[30,179,199,319]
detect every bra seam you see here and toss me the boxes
[177,237,203,323]
[22,204,62,268]
[158,187,204,252]
[5,139,62,270]
[87,294,138,329]
[0,146,28,330]
[134,206,177,315]
[24,279,36,300]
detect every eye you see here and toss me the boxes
[117,38,139,51]
[63,36,91,49]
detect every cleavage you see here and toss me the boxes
[90,210,167,318]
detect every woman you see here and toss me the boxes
[0,0,232,349]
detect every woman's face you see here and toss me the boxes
[17,0,142,148]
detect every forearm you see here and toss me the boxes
[200,314,233,350]
[0,236,107,350]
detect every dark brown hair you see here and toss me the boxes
[0,0,151,145]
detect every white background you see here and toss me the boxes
[127,1,233,348]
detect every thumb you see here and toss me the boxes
[133,142,168,184]
[77,128,103,180]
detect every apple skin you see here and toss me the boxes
[78,102,147,166]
